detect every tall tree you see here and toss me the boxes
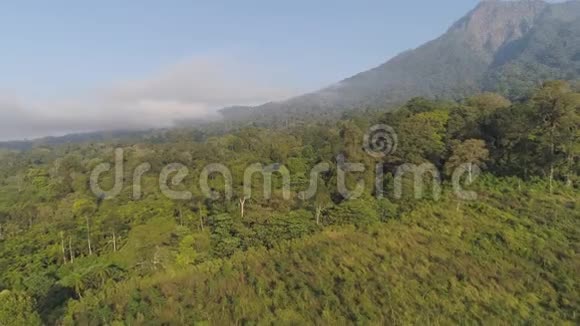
[72,198,97,256]
[532,81,580,191]
[445,139,489,182]
[397,110,450,164]
[313,180,332,225]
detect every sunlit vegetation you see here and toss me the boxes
[0,82,578,324]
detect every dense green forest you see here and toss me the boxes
[0,81,578,324]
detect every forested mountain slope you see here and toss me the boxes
[221,0,580,122]
[64,183,580,324]
[0,81,577,324]
[3,1,578,149]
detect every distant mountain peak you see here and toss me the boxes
[219,0,580,122]
[451,0,547,60]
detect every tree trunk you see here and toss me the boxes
[86,216,92,255]
[200,215,204,231]
[153,246,160,270]
[17,175,23,192]
[112,230,117,252]
[549,164,554,194]
[549,125,555,194]
[75,284,83,299]
[315,206,322,225]
[239,198,246,218]
[566,153,573,187]
[60,232,67,264]
[69,236,74,263]
[468,163,473,183]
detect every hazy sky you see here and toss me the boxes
[0,0,491,140]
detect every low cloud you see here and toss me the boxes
[0,56,299,141]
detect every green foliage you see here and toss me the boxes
[466,93,511,111]
[326,196,379,226]
[445,139,490,178]
[397,110,449,163]
[486,1,580,99]
[61,183,579,324]
[0,290,42,326]
[0,83,577,323]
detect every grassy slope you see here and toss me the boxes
[66,179,579,325]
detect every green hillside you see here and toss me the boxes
[0,82,578,324]
[64,181,579,325]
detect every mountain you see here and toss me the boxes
[0,130,154,151]
[2,0,578,147]
[221,0,580,121]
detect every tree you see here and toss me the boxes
[0,290,42,326]
[445,139,489,182]
[197,201,208,231]
[313,180,332,225]
[531,81,580,191]
[238,196,248,219]
[102,213,127,253]
[73,198,97,256]
[405,97,453,114]
[210,214,241,257]
[446,105,482,141]
[59,270,86,299]
[481,103,537,178]
[397,110,449,164]
[466,93,511,112]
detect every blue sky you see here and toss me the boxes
[0,1,483,98]
[0,0,526,140]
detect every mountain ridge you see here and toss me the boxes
[220,0,580,121]
[2,0,579,146]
